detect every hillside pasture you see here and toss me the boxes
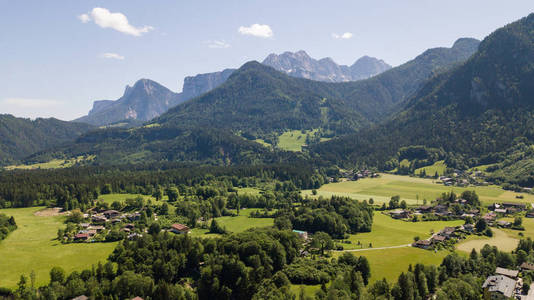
[456,228,518,253]
[190,208,274,237]
[0,207,116,289]
[341,212,463,250]
[302,173,534,205]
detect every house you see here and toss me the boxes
[103,210,121,219]
[127,212,141,221]
[482,275,517,298]
[390,209,410,219]
[520,262,534,272]
[127,233,142,239]
[170,223,190,234]
[526,212,534,218]
[87,229,97,236]
[74,233,89,241]
[434,205,448,213]
[495,267,519,279]
[494,208,507,214]
[417,205,433,213]
[80,223,90,229]
[292,230,309,240]
[461,224,475,233]
[89,225,105,232]
[131,297,144,300]
[413,239,432,249]
[502,202,526,210]
[497,220,512,228]
[432,235,446,243]
[125,223,135,230]
[483,212,497,222]
[71,296,89,300]
[91,215,107,223]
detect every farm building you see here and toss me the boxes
[170,223,190,234]
[482,275,517,298]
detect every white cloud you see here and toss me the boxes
[101,52,125,60]
[206,40,230,49]
[78,7,154,37]
[78,13,90,23]
[1,98,60,108]
[332,32,353,39]
[238,24,273,38]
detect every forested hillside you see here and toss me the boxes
[312,14,534,177]
[0,115,94,165]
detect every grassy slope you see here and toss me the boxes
[0,207,116,289]
[190,208,274,237]
[278,130,314,152]
[415,160,447,176]
[343,212,463,250]
[5,156,95,170]
[456,228,518,252]
[302,173,534,205]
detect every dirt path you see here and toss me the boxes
[33,207,65,217]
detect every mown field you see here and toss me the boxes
[302,173,534,205]
[0,207,116,289]
[4,155,95,170]
[342,212,463,250]
[415,160,447,176]
[190,208,274,237]
[456,228,518,253]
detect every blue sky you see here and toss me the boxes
[1,1,533,120]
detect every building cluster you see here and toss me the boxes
[412,224,473,250]
[389,200,480,220]
[437,169,489,187]
[330,169,379,182]
[482,265,534,299]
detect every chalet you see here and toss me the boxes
[461,213,475,219]
[502,202,526,210]
[434,205,448,213]
[170,223,190,234]
[417,205,433,213]
[439,227,457,238]
[110,219,122,225]
[127,233,142,239]
[89,225,105,232]
[80,223,90,229]
[131,297,144,300]
[454,198,468,205]
[497,220,512,228]
[127,212,141,221]
[461,224,475,233]
[121,228,131,233]
[483,212,497,222]
[91,215,107,223]
[292,230,309,240]
[74,233,89,241]
[125,223,135,230]
[390,209,410,219]
[482,275,517,299]
[72,296,89,300]
[87,229,97,236]
[495,267,519,279]
[494,208,507,214]
[520,262,534,272]
[432,235,446,243]
[413,239,432,249]
[527,212,534,218]
[103,210,120,219]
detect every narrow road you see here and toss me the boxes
[336,244,412,252]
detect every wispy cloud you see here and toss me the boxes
[206,40,231,49]
[1,98,61,108]
[332,32,353,39]
[100,52,125,60]
[238,24,273,38]
[78,7,154,37]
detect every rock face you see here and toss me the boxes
[181,69,236,100]
[262,50,392,82]
[350,56,392,81]
[75,79,182,126]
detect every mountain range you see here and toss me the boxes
[312,13,534,176]
[22,36,481,166]
[75,52,392,127]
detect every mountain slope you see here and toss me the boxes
[262,50,391,82]
[311,14,534,172]
[154,61,368,136]
[75,79,182,126]
[0,115,94,165]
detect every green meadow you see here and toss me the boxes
[190,208,274,237]
[415,160,447,176]
[302,173,534,205]
[0,207,116,289]
[342,212,463,250]
[4,155,95,170]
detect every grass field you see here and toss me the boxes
[277,130,312,151]
[415,161,447,176]
[333,247,450,283]
[342,213,463,250]
[5,155,95,170]
[190,208,274,237]
[302,173,534,205]
[0,207,116,289]
[456,228,518,253]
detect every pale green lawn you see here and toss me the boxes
[333,247,450,283]
[236,187,262,196]
[0,207,116,289]
[278,130,310,152]
[343,212,463,250]
[415,160,447,176]
[302,173,534,205]
[5,155,95,170]
[456,228,518,253]
[190,208,274,237]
